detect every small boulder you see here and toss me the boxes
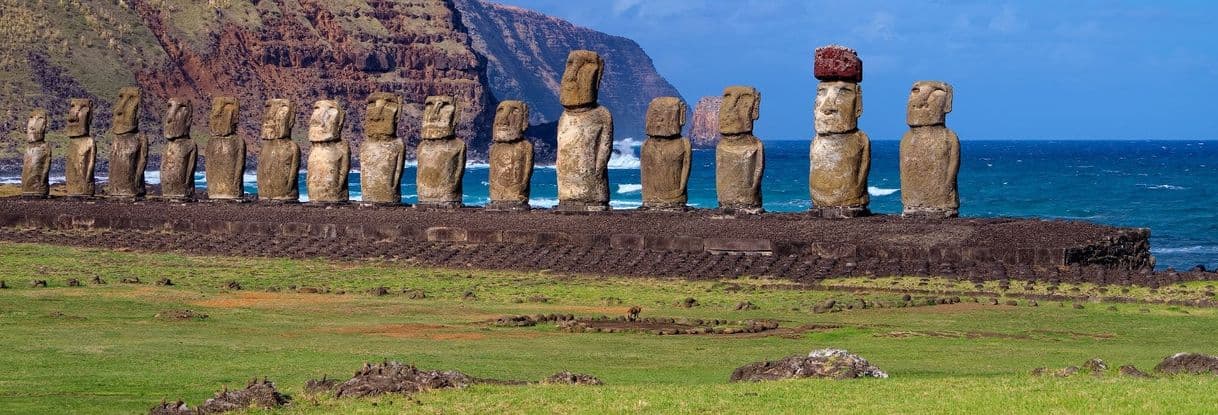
[156,278,173,286]
[304,375,339,395]
[30,280,48,288]
[225,280,242,291]
[121,276,141,284]
[66,278,82,287]
[735,301,759,311]
[1155,352,1218,375]
[147,400,193,415]
[680,297,699,308]
[543,371,603,386]
[1118,364,1151,378]
[729,348,887,382]
[1081,358,1108,375]
[368,286,389,296]
[0,280,8,289]
[197,378,290,413]
[334,361,473,398]
[91,275,106,285]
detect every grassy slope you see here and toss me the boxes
[0,242,1217,414]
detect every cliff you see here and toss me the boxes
[689,96,722,148]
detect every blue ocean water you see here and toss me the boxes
[4,140,1214,269]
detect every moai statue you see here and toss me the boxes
[641,97,691,210]
[305,99,350,204]
[257,99,301,202]
[415,95,465,208]
[555,50,613,212]
[809,45,870,218]
[20,109,51,198]
[358,92,405,205]
[715,86,764,213]
[487,100,533,211]
[205,96,246,201]
[64,98,96,197]
[900,81,960,218]
[159,97,197,201]
[106,86,148,199]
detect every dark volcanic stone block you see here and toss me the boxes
[705,238,773,254]
[426,227,468,242]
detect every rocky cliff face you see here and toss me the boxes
[689,96,722,148]
[0,0,679,171]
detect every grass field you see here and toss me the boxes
[2,242,1218,414]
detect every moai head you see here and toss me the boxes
[66,98,94,137]
[813,45,864,135]
[209,96,239,136]
[492,100,528,143]
[559,50,604,109]
[260,99,295,140]
[363,92,401,140]
[421,95,457,140]
[308,100,344,143]
[163,97,192,140]
[111,86,141,134]
[907,81,953,127]
[718,86,760,136]
[645,97,687,138]
[26,109,48,143]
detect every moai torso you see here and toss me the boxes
[714,86,764,213]
[257,99,301,202]
[160,97,197,200]
[205,97,246,200]
[107,86,148,199]
[64,98,96,197]
[900,81,960,217]
[21,109,51,198]
[809,130,870,208]
[305,100,349,203]
[358,92,405,205]
[641,97,691,209]
[555,50,613,211]
[416,95,465,207]
[809,46,870,217]
[488,100,533,209]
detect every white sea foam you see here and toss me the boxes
[528,198,560,208]
[607,138,642,169]
[1154,246,1218,254]
[868,186,899,196]
[1138,184,1187,190]
[617,184,642,194]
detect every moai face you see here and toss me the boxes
[209,97,239,136]
[66,98,93,137]
[308,100,344,142]
[421,95,457,140]
[645,97,687,138]
[363,92,402,139]
[163,97,193,139]
[26,109,48,143]
[492,100,528,142]
[814,81,862,134]
[260,99,295,140]
[559,50,604,109]
[718,86,760,135]
[907,81,953,127]
[111,86,141,134]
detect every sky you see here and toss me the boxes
[495,0,1218,140]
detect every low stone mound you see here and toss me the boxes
[197,378,290,414]
[543,371,603,385]
[304,375,339,394]
[1031,358,1150,378]
[148,400,193,415]
[1155,353,1218,375]
[730,348,888,382]
[155,309,208,321]
[554,315,779,335]
[334,361,473,398]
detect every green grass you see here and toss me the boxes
[1,242,1217,414]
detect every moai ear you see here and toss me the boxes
[942,84,953,114]
[854,84,864,118]
[678,100,688,128]
[750,90,761,121]
[518,102,530,133]
[594,56,605,87]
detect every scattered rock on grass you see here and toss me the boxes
[148,400,193,415]
[735,301,759,311]
[0,280,8,289]
[91,275,106,285]
[403,289,426,299]
[493,315,537,327]
[334,361,473,398]
[156,278,173,286]
[121,277,141,284]
[368,286,390,296]
[1119,365,1151,378]
[461,290,477,300]
[225,280,242,291]
[304,375,339,395]
[197,378,290,413]
[1155,353,1218,375]
[729,348,888,382]
[155,309,208,321]
[680,297,699,308]
[1081,358,1108,375]
[543,371,603,385]
[30,280,47,288]
[67,278,82,287]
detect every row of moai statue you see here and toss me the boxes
[18,46,959,217]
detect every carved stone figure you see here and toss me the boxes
[304,100,350,204]
[257,99,301,202]
[159,97,197,201]
[715,86,764,213]
[64,98,96,197]
[555,50,613,211]
[106,86,148,199]
[900,80,960,218]
[809,45,870,218]
[205,96,245,201]
[358,92,405,205]
[416,95,465,208]
[488,100,533,210]
[641,97,691,210]
[20,109,51,198]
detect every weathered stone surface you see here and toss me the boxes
[900,81,959,218]
[106,87,148,199]
[359,92,405,205]
[334,361,473,398]
[257,99,300,202]
[1155,352,1218,375]
[416,96,465,208]
[160,98,197,201]
[715,86,763,212]
[20,109,50,198]
[556,50,613,211]
[197,378,290,413]
[688,96,722,148]
[64,98,97,197]
[205,96,245,201]
[810,73,870,217]
[488,100,533,210]
[641,97,690,210]
[730,348,887,382]
[542,371,603,385]
[306,100,350,204]
[814,45,863,83]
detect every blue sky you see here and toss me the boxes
[496,0,1218,140]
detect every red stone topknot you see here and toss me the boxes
[814,45,863,83]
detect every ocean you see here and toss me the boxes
[3,140,1214,270]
